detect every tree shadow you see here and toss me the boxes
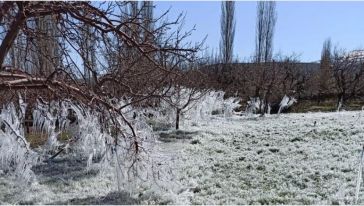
[158,130,199,143]
[48,191,139,205]
[32,156,98,184]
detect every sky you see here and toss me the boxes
[153,1,364,62]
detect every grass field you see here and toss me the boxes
[1,111,364,204]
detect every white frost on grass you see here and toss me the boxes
[1,110,364,204]
[173,111,364,204]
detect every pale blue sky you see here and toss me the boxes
[154,1,364,62]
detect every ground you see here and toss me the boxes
[1,111,364,204]
[174,111,364,204]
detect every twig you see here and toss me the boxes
[2,120,30,151]
[48,146,66,161]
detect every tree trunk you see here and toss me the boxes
[337,94,344,111]
[254,86,260,97]
[0,9,26,68]
[175,108,181,130]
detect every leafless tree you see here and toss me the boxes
[34,15,61,76]
[141,1,154,41]
[80,18,97,87]
[220,0,235,64]
[332,48,364,110]
[249,1,277,113]
[0,2,202,161]
[278,56,307,99]
[162,66,208,130]
[318,38,332,100]
[255,1,277,63]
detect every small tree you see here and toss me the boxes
[163,68,208,130]
[332,48,364,110]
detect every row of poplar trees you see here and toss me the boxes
[220,1,277,64]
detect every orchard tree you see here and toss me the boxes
[0,1,202,159]
[332,49,364,110]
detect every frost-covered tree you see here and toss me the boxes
[278,95,297,114]
[166,86,207,130]
[0,1,202,191]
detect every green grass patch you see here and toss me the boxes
[25,131,72,148]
